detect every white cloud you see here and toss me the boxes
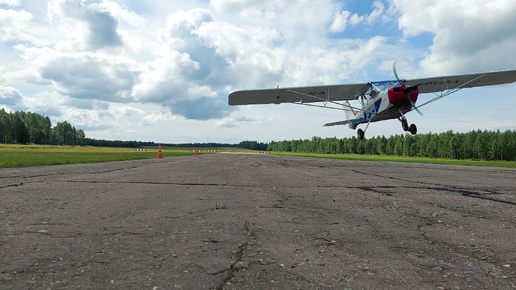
[211,0,335,42]
[367,1,385,24]
[16,46,140,102]
[47,0,123,50]
[215,115,273,128]
[0,86,22,106]
[329,1,385,33]
[329,10,351,33]
[139,107,178,126]
[391,0,516,75]
[1,1,393,134]
[131,8,237,119]
[1,0,515,143]
[0,8,33,41]
[0,0,19,6]
[348,13,364,26]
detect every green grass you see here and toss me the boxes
[271,151,516,168]
[2,144,515,168]
[0,145,196,168]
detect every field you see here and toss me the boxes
[1,144,515,168]
[0,145,199,168]
[271,152,516,168]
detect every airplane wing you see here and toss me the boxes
[405,69,516,94]
[229,69,516,106]
[228,83,371,105]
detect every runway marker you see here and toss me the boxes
[157,144,163,158]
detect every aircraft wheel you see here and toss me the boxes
[409,124,417,135]
[401,119,409,131]
[357,129,365,140]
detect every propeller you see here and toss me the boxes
[393,62,422,115]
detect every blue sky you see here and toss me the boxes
[1,0,516,143]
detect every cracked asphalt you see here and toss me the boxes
[1,153,516,289]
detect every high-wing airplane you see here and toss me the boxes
[228,64,516,139]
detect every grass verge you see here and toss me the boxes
[2,145,514,168]
[271,152,516,168]
[0,145,195,168]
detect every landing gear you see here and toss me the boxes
[399,116,417,135]
[401,118,409,131]
[357,129,365,140]
[357,118,373,140]
[409,123,417,135]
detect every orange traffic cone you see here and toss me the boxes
[157,144,163,158]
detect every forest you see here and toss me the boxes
[2,109,515,161]
[0,109,268,149]
[267,130,516,161]
[0,109,85,145]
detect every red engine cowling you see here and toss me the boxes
[388,85,419,105]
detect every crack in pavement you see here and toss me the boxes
[211,220,258,289]
[0,182,24,189]
[350,169,515,206]
[0,165,140,181]
[214,241,249,290]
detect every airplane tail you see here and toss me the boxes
[324,120,350,127]
[344,100,358,121]
[324,101,357,127]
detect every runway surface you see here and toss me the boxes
[1,154,515,289]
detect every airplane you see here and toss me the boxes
[228,64,516,139]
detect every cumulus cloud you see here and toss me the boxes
[85,9,122,48]
[3,0,514,142]
[211,0,335,42]
[47,0,123,50]
[215,115,273,128]
[56,103,144,131]
[329,1,385,33]
[138,107,177,126]
[0,86,22,107]
[3,2,391,126]
[0,8,33,42]
[0,0,19,6]
[329,10,351,33]
[390,0,516,74]
[131,8,233,119]
[38,52,139,102]
[171,96,232,120]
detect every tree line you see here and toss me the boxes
[267,130,516,161]
[0,109,269,150]
[0,109,85,145]
[237,140,268,151]
[4,109,514,161]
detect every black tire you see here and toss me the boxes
[357,129,365,140]
[409,123,417,135]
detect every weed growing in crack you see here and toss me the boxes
[248,230,258,239]
[215,201,228,209]
[243,220,258,239]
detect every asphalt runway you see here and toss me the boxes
[1,154,515,289]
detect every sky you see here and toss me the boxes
[1,0,516,144]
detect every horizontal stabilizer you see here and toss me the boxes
[324,120,350,127]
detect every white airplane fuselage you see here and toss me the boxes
[349,85,419,129]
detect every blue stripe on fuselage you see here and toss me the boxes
[352,98,382,127]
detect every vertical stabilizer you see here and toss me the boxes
[345,100,358,121]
